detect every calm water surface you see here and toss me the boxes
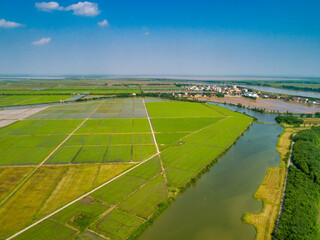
[241,85,320,99]
[139,115,282,240]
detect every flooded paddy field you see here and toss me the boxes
[208,96,320,114]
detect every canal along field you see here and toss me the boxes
[0,97,252,240]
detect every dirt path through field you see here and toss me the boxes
[142,98,168,184]
[0,102,104,207]
[6,99,232,240]
[273,133,296,237]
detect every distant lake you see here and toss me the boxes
[241,85,320,99]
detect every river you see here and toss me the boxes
[241,85,320,99]
[139,106,283,240]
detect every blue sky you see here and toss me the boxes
[1,0,320,76]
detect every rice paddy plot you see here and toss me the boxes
[51,196,110,225]
[0,95,71,107]
[13,218,77,240]
[0,119,82,135]
[71,230,105,240]
[206,103,247,117]
[2,97,254,240]
[27,102,102,119]
[76,119,133,134]
[91,157,161,204]
[146,102,225,118]
[90,207,145,240]
[132,145,157,161]
[151,117,225,132]
[0,167,34,202]
[118,174,167,219]
[155,132,190,150]
[0,135,66,165]
[0,167,67,238]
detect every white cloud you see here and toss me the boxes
[0,19,24,28]
[35,1,100,17]
[98,19,109,27]
[66,2,100,16]
[35,2,63,11]
[32,37,51,45]
[144,32,150,36]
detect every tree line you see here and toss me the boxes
[274,126,320,239]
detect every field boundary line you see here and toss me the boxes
[6,152,159,240]
[0,167,38,207]
[0,102,103,207]
[175,119,253,190]
[14,96,41,106]
[161,116,230,152]
[142,98,168,183]
[203,103,229,116]
[32,167,69,219]
[38,102,104,166]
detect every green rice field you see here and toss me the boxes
[0,97,252,239]
[0,95,72,107]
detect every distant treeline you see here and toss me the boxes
[275,115,304,125]
[281,85,320,92]
[274,126,320,239]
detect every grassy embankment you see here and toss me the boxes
[244,117,320,240]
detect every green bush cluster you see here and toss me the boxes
[275,166,320,240]
[275,115,304,125]
[274,126,320,239]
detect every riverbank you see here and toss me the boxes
[244,118,320,240]
[132,119,254,239]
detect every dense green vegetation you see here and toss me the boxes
[274,126,320,239]
[292,127,320,182]
[275,115,304,125]
[275,166,320,240]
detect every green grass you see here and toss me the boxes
[89,208,145,240]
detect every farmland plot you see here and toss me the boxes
[1,98,252,240]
